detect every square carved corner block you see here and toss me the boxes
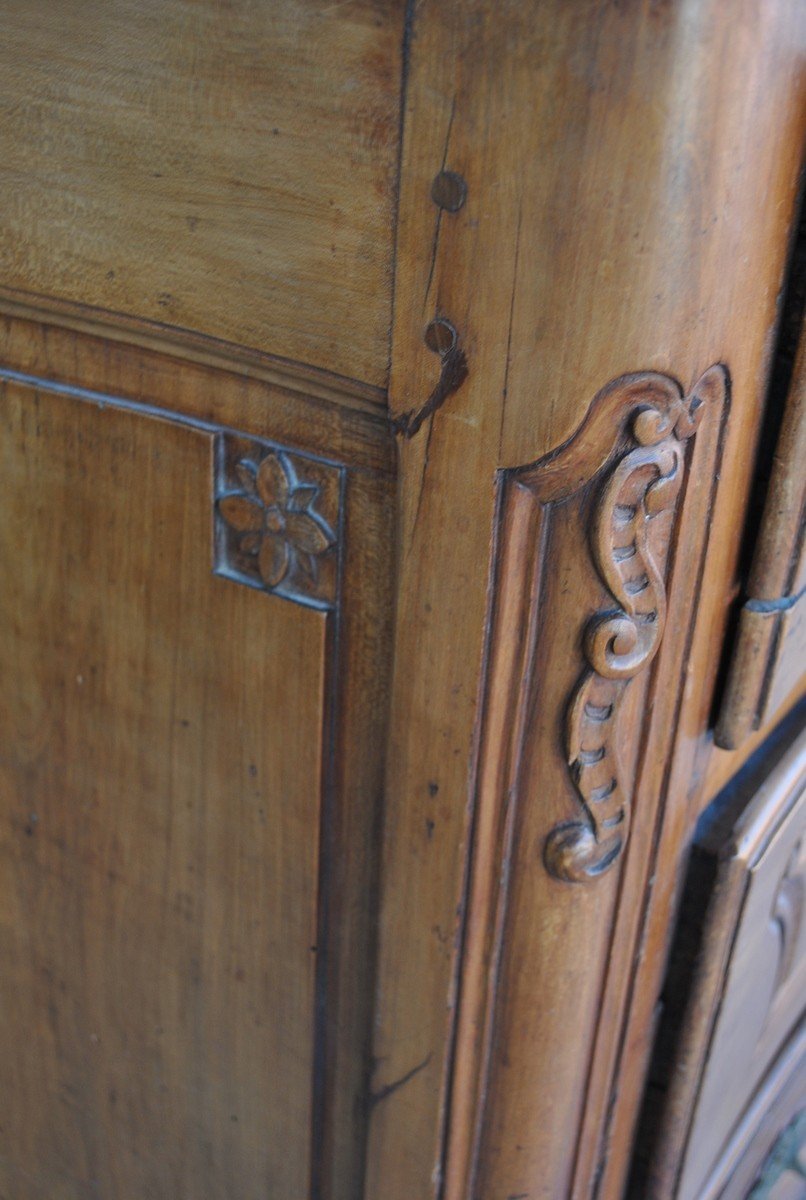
[637,709,806,1200]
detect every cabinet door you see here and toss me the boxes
[0,2,401,1195]
[0,319,395,1200]
[640,715,806,1200]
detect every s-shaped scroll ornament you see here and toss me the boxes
[544,384,708,883]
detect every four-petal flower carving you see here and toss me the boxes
[217,451,335,590]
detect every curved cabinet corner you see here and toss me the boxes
[444,365,730,1200]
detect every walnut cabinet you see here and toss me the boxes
[0,3,804,1199]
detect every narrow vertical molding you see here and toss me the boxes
[442,366,729,1200]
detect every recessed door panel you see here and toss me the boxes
[0,379,327,1198]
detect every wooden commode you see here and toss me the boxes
[0,3,803,1198]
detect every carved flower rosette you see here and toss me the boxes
[213,434,340,610]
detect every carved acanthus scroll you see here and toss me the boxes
[544,384,708,883]
[443,364,727,1197]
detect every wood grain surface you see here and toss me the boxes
[0,317,395,1200]
[367,3,806,1198]
[0,382,326,1198]
[0,0,403,388]
[444,367,729,1200]
[0,2,805,1197]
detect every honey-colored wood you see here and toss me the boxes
[0,383,325,1198]
[640,717,806,1200]
[367,4,806,1198]
[447,367,728,1200]
[0,312,394,476]
[0,0,403,389]
[0,290,388,417]
[716,324,806,750]
[0,316,395,1200]
[2,4,806,1196]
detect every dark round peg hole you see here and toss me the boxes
[430,170,467,212]
[424,318,457,355]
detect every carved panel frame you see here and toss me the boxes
[0,314,393,1200]
[443,365,730,1200]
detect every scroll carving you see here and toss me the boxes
[544,384,708,882]
[443,363,728,1198]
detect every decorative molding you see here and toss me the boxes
[771,837,805,1000]
[439,364,729,1200]
[545,385,707,882]
[0,351,388,1200]
[0,367,347,612]
[0,285,387,415]
[214,434,341,610]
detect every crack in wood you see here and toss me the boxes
[368,1052,433,1109]
[392,342,469,439]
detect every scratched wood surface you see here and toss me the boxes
[366,3,806,1198]
[0,0,403,390]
